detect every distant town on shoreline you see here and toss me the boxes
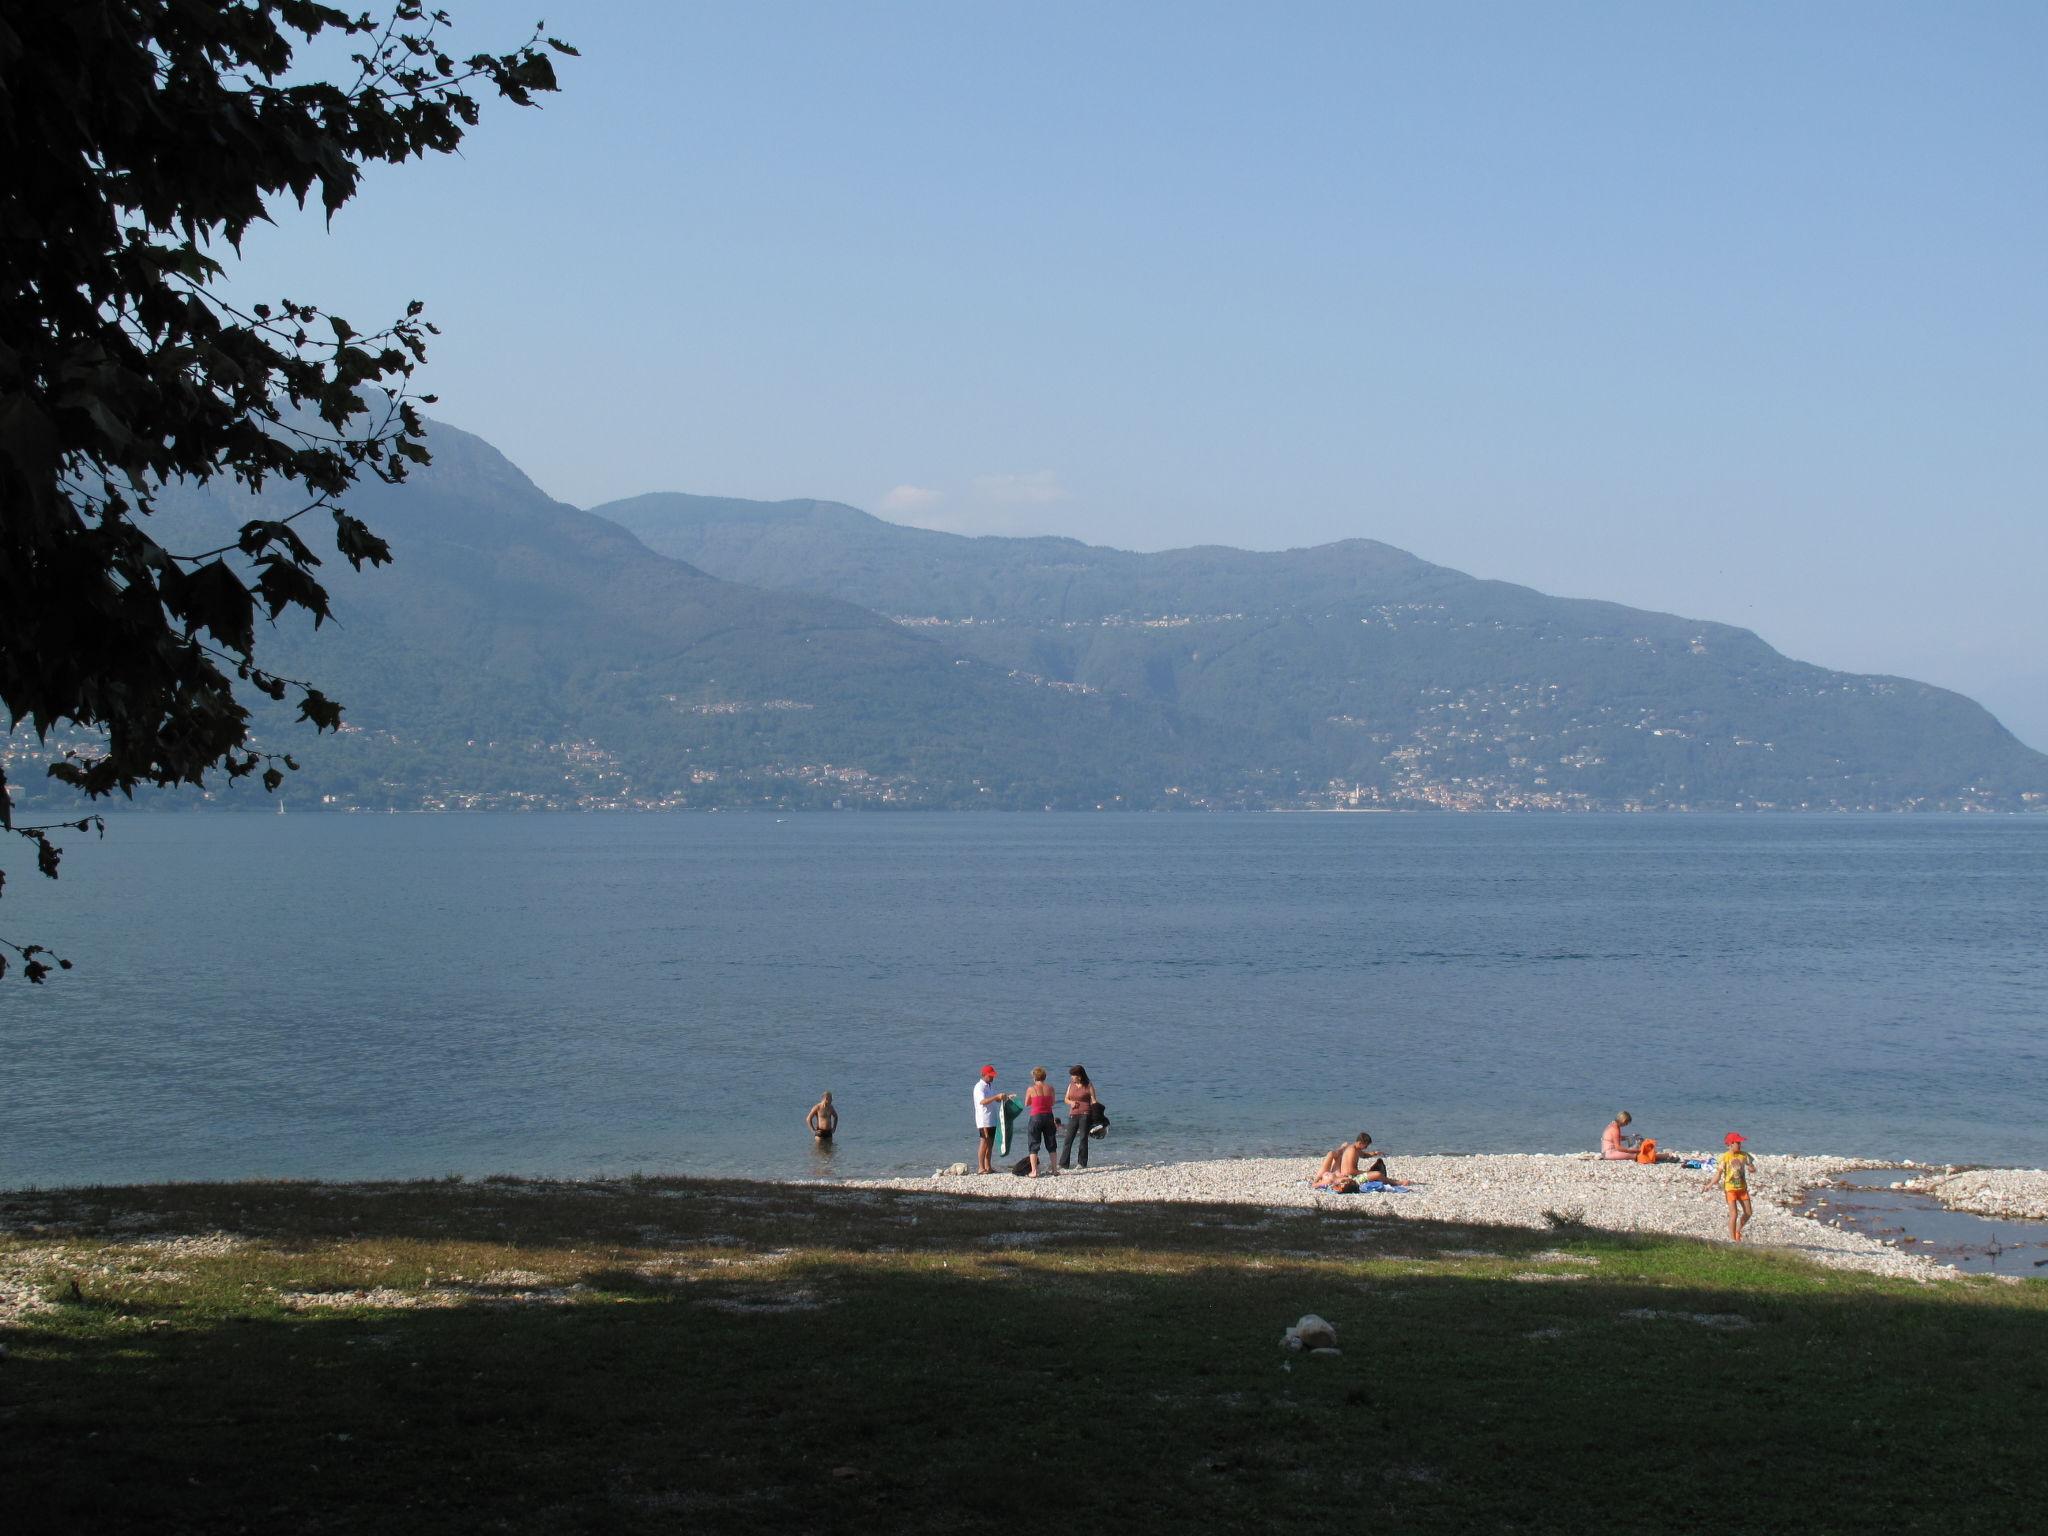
[9,420,2045,820]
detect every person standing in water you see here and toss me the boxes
[806,1091,838,1143]
[1059,1065,1098,1170]
[1705,1132,1757,1240]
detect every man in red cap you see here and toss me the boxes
[973,1065,1011,1175]
[1704,1132,1757,1240]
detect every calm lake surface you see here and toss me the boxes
[5,813,2045,1187]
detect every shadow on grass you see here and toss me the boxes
[3,1174,1702,1267]
[6,1183,2048,1534]
[0,1179,1581,1261]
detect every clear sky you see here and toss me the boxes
[225,1,2047,747]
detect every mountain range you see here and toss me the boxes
[595,490,2047,812]
[10,422,2043,814]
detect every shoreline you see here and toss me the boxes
[835,1151,2048,1280]
[1893,1166,2048,1222]
[7,1153,2045,1283]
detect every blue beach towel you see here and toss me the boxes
[1308,1180,1420,1194]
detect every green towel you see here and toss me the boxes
[996,1095,1022,1156]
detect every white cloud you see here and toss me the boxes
[879,484,941,512]
[875,472,1074,535]
[970,469,1068,506]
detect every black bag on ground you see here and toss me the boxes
[1010,1156,1034,1175]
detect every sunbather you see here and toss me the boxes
[1601,1110,1679,1163]
[1601,1111,1641,1160]
[1313,1132,1406,1189]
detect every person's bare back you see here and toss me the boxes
[1313,1132,1377,1188]
[1314,1132,1405,1189]
[806,1092,838,1140]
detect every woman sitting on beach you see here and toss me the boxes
[1601,1111,1642,1160]
[1601,1110,1677,1163]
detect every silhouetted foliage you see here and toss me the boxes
[0,2,572,977]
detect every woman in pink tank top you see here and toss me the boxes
[1024,1066,1060,1177]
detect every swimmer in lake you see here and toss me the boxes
[806,1091,838,1142]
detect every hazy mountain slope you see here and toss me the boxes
[44,427,1258,812]
[594,494,1444,619]
[595,492,2048,811]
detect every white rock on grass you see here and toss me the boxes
[1293,1313,1337,1350]
[834,1152,1955,1280]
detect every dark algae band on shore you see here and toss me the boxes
[9,813,2048,1186]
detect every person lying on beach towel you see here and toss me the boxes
[1312,1132,1370,1187]
[1312,1132,1408,1191]
[1304,1174,1418,1194]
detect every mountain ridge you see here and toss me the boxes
[3,424,1255,815]
[9,426,2041,815]
[593,488,2048,812]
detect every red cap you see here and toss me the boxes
[1724,1132,1745,1145]
[980,1065,996,1078]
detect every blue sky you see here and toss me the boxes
[227,1,2047,746]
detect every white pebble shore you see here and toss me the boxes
[1899,1167,2048,1222]
[839,1152,1956,1280]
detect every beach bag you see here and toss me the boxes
[1635,1138,1658,1165]
[1010,1156,1034,1176]
[1088,1101,1109,1138]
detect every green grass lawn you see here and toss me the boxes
[4,1176,2045,1533]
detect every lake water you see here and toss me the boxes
[4,813,2044,1188]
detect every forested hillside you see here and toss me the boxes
[597,492,2048,812]
[5,429,1257,815]
[11,431,2042,816]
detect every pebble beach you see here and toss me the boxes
[1899,1166,2048,1222]
[841,1152,2005,1280]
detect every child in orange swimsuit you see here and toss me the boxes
[1705,1132,1757,1241]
